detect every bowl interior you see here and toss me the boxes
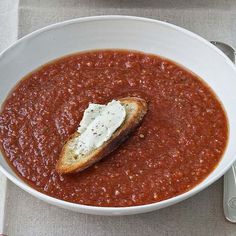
[1,16,236,215]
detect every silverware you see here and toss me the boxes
[211,41,236,223]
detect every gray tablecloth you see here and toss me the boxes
[0,0,18,233]
[2,0,236,235]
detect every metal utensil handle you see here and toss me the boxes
[224,163,236,222]
[211,41,236,223]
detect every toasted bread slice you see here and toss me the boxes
[56,97,148,174]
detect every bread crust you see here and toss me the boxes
[56,97,148,174]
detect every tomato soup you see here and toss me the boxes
[0,50,228,207]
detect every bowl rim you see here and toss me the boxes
[0,15,236,214]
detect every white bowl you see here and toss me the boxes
[1,15,236,216]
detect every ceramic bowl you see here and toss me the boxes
[1,15,236,215]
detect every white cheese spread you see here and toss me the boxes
[71,100,126,156]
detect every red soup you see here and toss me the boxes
[0,50,228,207]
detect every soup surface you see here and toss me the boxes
[0,50,228,207]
